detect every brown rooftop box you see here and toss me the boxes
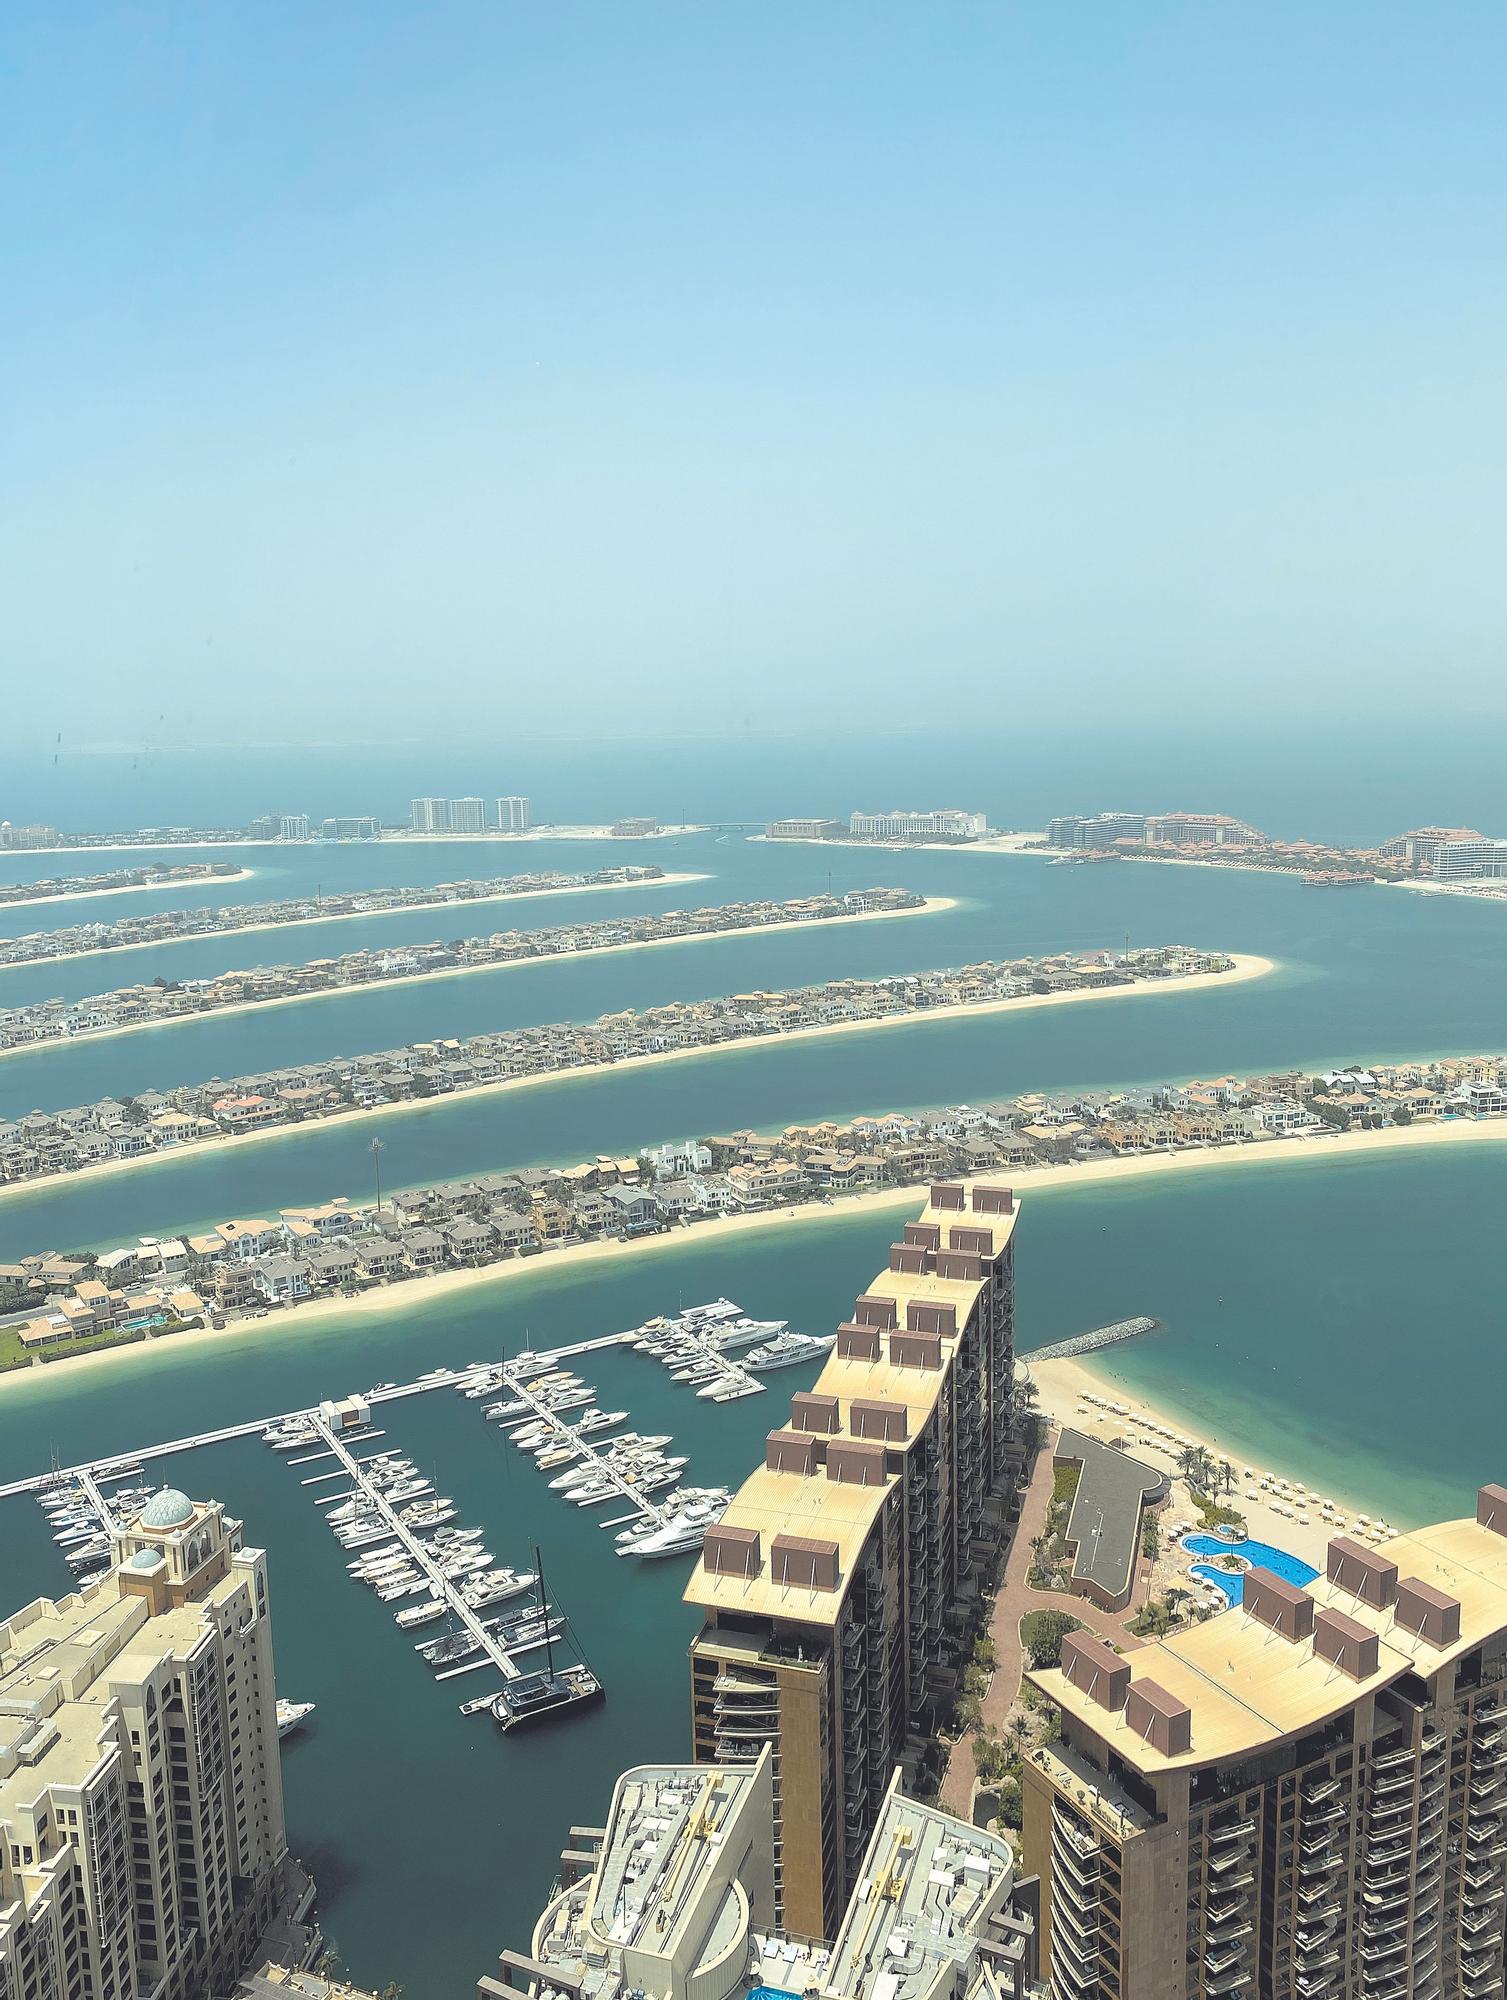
[1394,1577,1462,1648]
[765,1429,820,1476]
[1313,1605,1379,1680]
[971,1184,1014,1215]
[1124,1678,1193,1757]
[702,1524,762,1577]
[791,1391,840,1434]
[850,1397,908,1442]
[930,1181,966,1210]
[1479,1484,1507,1538]
[853,1292,898,1330]
[1243,1568,1316,1644]
[835,1321,882,1362]
[904,1221,943,1251]
[948,1225,995,1256]
[770,1533,840,1591]
[889,1242,930,1275]
[889,1329,943,1371]
[906,1300,957,1338]
[1327,1536,1398,1609]
[826,1439,889,1488]
[1060,1629,1130,1711]
[935,1249,983,1282]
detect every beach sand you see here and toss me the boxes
[1025,1354,1387,1570]
[12,1069,1503,1406]
[0,870,712,972]
[0,890,952,1066]
[0,868,257,916]
[0,945,1264,1203]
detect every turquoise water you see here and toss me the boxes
[1182,1533,1319,1603]
[1,794,1505,1993]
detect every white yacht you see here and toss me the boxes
[276,1699,315,1738]
[744,1331,837,1371]
[395,1599,447,1629]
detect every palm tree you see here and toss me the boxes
[1219,1459,1235,1495]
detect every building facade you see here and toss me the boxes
[495,797,531,834]
[0,1488,289,2000]
[409,798,451,834]
[1023,1490,1507,2000]
[1378,826,1484,870]
[848,810,987,842]
[1435,838,1507,883]
[684,1182,1021,1939]
[1045,814,1147,849]
[449,798,487,835]
[1142,812,1261,847]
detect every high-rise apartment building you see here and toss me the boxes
[0,1488,289,2000]
[495,797,531,835]
[1045,813,1147,849]
[1378,826,1484,870]
[484,1745,1036,2000]
[276,815,309,842]
[449,798,487,835]
[683,1183,1021,1939]
[410,798,451,834]
[1023,1489,1507,2000]
[319,817,380,840]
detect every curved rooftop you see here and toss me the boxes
[140,1487,194,1530]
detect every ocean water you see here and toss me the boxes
[1,785,1505,1993]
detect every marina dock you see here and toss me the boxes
[482,1363,675,1533]
[304,1416,521,1683]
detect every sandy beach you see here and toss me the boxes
[0,826,711,859]
[0,870,711,972]
[753,831,1045,857]
[12,1065,1504,1405]
[0,868,256,916]
[0,892,953,1068]
[0,945,1263,1201]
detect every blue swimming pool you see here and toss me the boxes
[1182,1533,1318,1605]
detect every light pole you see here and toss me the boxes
[370,1137,385,1218]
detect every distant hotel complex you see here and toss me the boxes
[410,796,532,835]
[1046,809,1507,886]
[766,808,989,843]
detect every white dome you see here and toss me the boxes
[140,1487,194,1530]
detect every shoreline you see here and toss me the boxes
[0,946,1262,1201]
[1,1107,1501,1399]
[1026,1354,1391,1564]
[0,894,952,1068]
[0,825,709,861]
[0,871,711,973]
[752,832,1045,857]
[0,868,256,915]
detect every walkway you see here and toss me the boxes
[938,1431,1150,1819]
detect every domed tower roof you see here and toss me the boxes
[140,1487,195,1530]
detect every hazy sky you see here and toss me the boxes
[3,3,1503,750]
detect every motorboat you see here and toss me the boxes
[276,1699,315,1738]
[491,1666,603,1731]
[395,1600,447,1629]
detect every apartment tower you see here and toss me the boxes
[496,797,531,834]
[683,1182,1021,1938]
[0,1488,288,2000]
[409,797,451,834]
[1023,1489,1507,2000]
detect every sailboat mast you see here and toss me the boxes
[536,1543,555,1677]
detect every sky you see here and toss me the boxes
[1,2,1504,753]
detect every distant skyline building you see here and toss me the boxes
[1142,810,1261,846]
[848,808,987,841]
[449,797,487,835]
[495,795,531,834]
[319,816,380,840]
[277,813,310,841]
[1045,811,1147,848]
[1379,825,1485,869]
[410,796,451,833]
[1433,837,1507,883]
[0,1487,290,1999]
[765,816,844,840]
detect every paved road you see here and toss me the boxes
[939,1432,1149,1819]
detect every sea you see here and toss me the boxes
[1,748,1505,1994]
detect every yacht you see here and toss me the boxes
[262,1421,315,1450]
[744,1331,836,1371]
[395,1599,449,1630]
[383,1478,431,1504]
[461,1568,536,1609]
[617,1499,728,1559]
[491,1665,603,1731]
[401,1499,457,1529]
[707,1379,765,1403]
[484,1398,531,1420]
[575,1408,627,1435]
[276,1699,315,1738]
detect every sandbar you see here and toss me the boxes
[0,943,1262,1200]
[0,871,711,973]
[0,892,951,1070]
[3,1101,1502,1400]
[0,868,256,916]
